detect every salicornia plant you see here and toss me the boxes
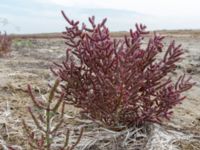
[51,11,195,130]
[23,79,83,150]
[0,32,12,56]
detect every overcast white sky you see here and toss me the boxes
[1,0,200,33]
[41,0,200,16]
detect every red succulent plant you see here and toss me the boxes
[0,32,12,56]
[51,11,194,130]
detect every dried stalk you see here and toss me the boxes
[23,79,83,150]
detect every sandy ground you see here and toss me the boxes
[0,34,200,149]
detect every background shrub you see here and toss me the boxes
[52,11,195,130]
[0,32,12,56]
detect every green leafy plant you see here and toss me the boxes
[23,79,83,150]
[14,39,33,48]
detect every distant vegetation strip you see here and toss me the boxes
[9,29,200,39]
[10,33,63,39]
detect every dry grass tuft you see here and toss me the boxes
[146,124,200,150]
[0,101,23,150]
